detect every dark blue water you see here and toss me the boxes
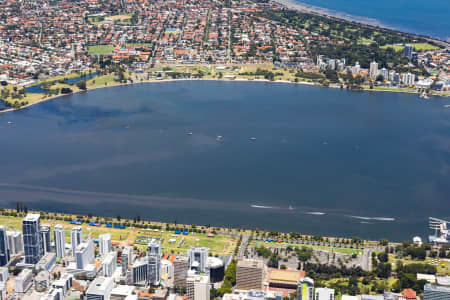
[26,73,97,93]
[0,81,449,241]
[295,0,450,40]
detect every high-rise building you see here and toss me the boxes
[423,284,450,299]
[403,44,413,60]
[369,61,378,78]
[102,252,117,277]
[174,256,189,288]
[14,269,33,293]
[86,277,113,300]
[188,247,209,273]
[23,214,43,264]
[0,226,9,266]
[53,224,65,258]
[98,233,111,256]
[401,72,415,85]
[121,246,132,275]
[132,257,148,284]
[314,287,334,300]
[187,274,210,300]
[236,259,265,290]
[6,230,23,255]
[75,239,94,270]
[147,239,161,285]
[298,277,314,300]
[71,227,82,256]
[0,267,8,283]
[40,225,51,254]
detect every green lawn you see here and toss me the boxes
[88,45,114,55]
[380,43,439,52]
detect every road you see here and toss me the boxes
[362,248,372,271]
[237,234,249,259]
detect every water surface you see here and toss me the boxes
[0,81,449,241]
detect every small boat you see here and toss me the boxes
[288,205,293,211]
[249,137,256,141]
[216,135,223,141]
[419,92,429,99]
[187,132,193,136]
[444,105,450,108]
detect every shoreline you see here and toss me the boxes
[0,77,448,115]
[270,0,450,45]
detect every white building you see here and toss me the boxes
[161,259,174,285]
[102,252,117,277]
[14,269,33,293]
[297,277,314,300]
[122,246,133,275]
[54,224,66,258]
[369,61,378,78]
[86,276,113,300]
[7,230,23,255]
[132,257,148,284]
[148,239,161,285]
[0,268,8,283]
[401,72,415,85]
[99,233,112,256]
[314,287,334,300]
[52,273,73,296]
[188,247,209,273]
[76,239,95,270]
[71,226,82,256]
[187,274,210,300]
[42,288,64,300]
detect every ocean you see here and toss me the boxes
[293,0,450,41]
[0,81,449,241]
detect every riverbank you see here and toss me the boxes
[1,74,448,115]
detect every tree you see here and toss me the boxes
[76,80,87,90]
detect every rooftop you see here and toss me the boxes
[23,214,40,221]
[237,259,264,269]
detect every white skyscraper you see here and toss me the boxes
[188,247,209,273]
[369,61,378,78]
[122,246,133,275]
[75,239,94,270]
[99,233,111,256]
[40,225,51,254]
[53,224,65,258]
[187,274,210,300]
[147,239,161,285]
[6,231,23,255]
[70,227,82,256]
[102,252,117,277]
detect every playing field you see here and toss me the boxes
[88,45,114,55]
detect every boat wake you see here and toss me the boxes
[305,212,326,215]
[347,215,395,221]
[250,204,277,209]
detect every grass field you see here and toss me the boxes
[88,45,114,55]
[249,240,362,255]
[0,213,237,255]
[380,43,440,52]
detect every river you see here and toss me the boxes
[0,81,449,241]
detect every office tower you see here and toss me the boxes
[236,259,264,290]
[174,256,189,288]
[188,247,209,273]
[102,252,117,277]
[0,226,9,266]
[0,267,8,283]
[53,224,65,258]
[298,277,314,300]
[132,258,148,284]
[99,233,111,256]
[40,225,51,254]
[6,230,23,255]
[86,277,113,300]
[314,287,334,300]
[23,214,43,264]
[147,239,161,285]
[187,274,210,300]
[369,61,378,78]
[71,227,82,256]
[122,246,132,275]
[423,284,450,299]
[403,44,413,60]
[75,239,94,270]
